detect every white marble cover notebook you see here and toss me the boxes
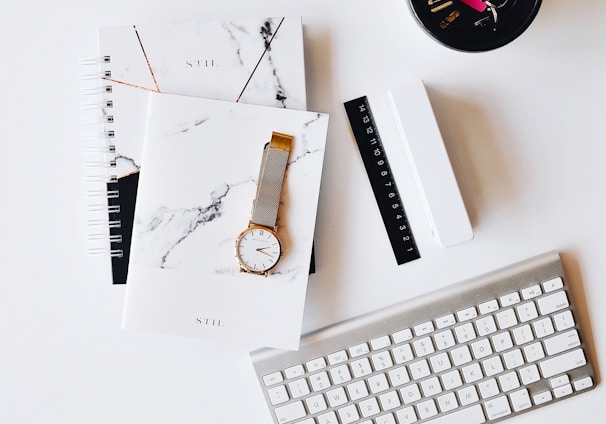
[95,17,306,284]
[122,92,329,350]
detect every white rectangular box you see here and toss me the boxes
[387,81,472,247]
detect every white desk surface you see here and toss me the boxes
[2,1,604,423]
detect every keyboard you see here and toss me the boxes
[251,251,596,424]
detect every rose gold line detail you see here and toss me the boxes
[102,77,160,93]
[236,17,285,102]
[133,25,161,93]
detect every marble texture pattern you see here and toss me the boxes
[99,17,306,178]
[123,93,328,350]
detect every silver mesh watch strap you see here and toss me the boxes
[250,132,293,229]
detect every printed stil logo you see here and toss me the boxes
[185,59,218,68]
[195,317,224,327]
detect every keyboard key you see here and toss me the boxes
[519,364,540,385]
[512,324,534,345]
[429,352,451,373]
[351,358,372,378]
[491,331,514,352]
[533,390,553,405]
[441,369,463,390]
[457,306,477,322]
[516,302,538,322]
[451,345,472,366]
[423,404,485,424]
[462,362,483,383]
[475,315,497,337]
[433,329,456,350]
[379,390,401,411]
[306,357,327,372]
[372,352,394,371]
[496,309,517,329]
[359,397,380,418]
[317,410,339,424]
[484,395,511,420]
[327,350,348,365]
[454,322,476,343]
[523,341,545,362]
[305,393,327,414]
[500,291,521,307]
[553,310,575,331]
[544,329,580,355]
[338,404,360,424]
[437,392,458,413]
[392,328,413,343]
[537,290,569,315]
[510,388,531,412]
[288,378,310,398]
[392,343,414,364]
[414,321,435,336]
[346,380,369,401]
[573,376,593,391]
[268,385,289,405]
[400,383,422,404]
[388,366,410,386]
[371,335,391,350]
[395,406,417,424]
[413,336,435,357]
[471,338,492,359]
[478,299,499,315]
[326,387,348,407]
[533,317,555,338]
[543,277,564,292]
[284,364,305,379]
[549,374,570,389]
[349,342,370,358]
[274,401,306,423]
[417,399,438,420]
[483,356,504,377]
[539,348,586,378]
[263,371,283,386]
[409,359,431,380]
[375,413,396,424]
[478,378,499,399]
[368,373,390,394]
[554,383,573,398]
[435,313,456,329]
[503,348,524,369]
[420,376,442,397]
[330,364,351,384]
[458,385,479,406]
[309,371,331,391]
[521,284,542,300]
[499,371,520,392]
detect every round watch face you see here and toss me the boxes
[408,0,542,52]
[235,226,282,274]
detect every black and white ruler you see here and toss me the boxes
[344,96,420,265]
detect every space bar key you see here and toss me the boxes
[424,404,486,424]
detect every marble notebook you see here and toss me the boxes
[94,17,306,284]
[122,92,329,350]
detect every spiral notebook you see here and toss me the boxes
[81,17,307,284]
[123,92,329,350]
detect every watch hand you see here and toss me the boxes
[256,247,273,257]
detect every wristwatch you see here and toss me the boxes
[235,132,293,276]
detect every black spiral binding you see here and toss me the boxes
[80,56,124,262]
